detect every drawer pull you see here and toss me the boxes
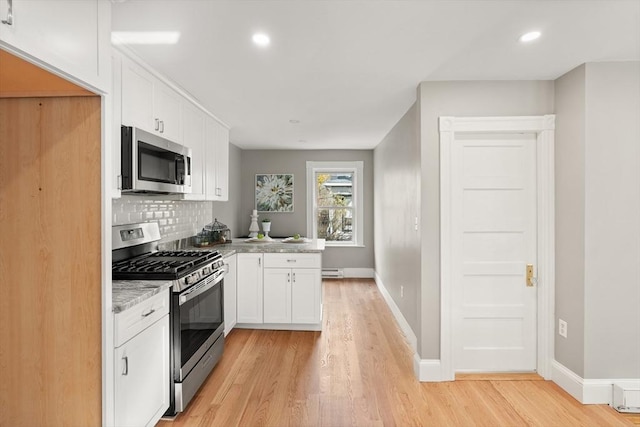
[122,356,129,376]
[141,308,156,317]
[287,259,297,263]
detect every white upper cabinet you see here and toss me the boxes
[0,0,110,93]
[112,49,230,200]
[121,55,182,143]
[181,101,206,200]
[111,51,123,198]
[205,117,230,201]
[154,79,182,142]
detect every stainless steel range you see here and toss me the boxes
[112,222,226,416]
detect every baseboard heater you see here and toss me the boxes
[613,382,640,413]
[322,268,344,279]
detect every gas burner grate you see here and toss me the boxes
[112,250,222,280]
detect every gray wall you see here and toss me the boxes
[239,150,374,269]
[554,65,587,377]
[417,80,555,358]
[373,103,421,336]
[582,62,640,379]
[554,62,640,379]
[212,143,242,237]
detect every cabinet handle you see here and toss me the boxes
[293,273,296,283]
[1,0,13,25]
[216,187,222,196]
[141,308,155,317]
[155,118,160,131]
[117,175,122,190]
[287,272,290,283]
[160,120,165,133]
[122,356,128,376]
[287,259,297,263]
[258,257,261,267]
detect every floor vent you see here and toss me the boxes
[322,268,344,279]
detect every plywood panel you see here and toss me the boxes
[0,96,101,426]
[0,49,93,98]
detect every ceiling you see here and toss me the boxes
[111,0,640,150]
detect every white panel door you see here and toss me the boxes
[452,133,537,372]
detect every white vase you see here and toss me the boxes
[248,214,259,237]
[261,222,271,233]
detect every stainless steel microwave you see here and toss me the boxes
[121,126,192,194]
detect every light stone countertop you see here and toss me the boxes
[112,238,324,313]
[112,280,172,314]
[193,238,325,254]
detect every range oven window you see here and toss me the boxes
[179,280,223,368]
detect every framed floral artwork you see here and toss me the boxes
[255,174,294,212]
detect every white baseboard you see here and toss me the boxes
[373,271,417,351]
[413,355,448,382]
[343,268,374,278]
[551,359,640,405]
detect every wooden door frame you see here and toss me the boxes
[439,115,556,381]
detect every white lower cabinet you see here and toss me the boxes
[114,290,170,427]
[223,254,237,335]
[263,268,292,323]
[236,253,263,324]
[290,268,322,324]
[237,252,322,330]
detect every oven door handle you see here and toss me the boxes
[179,270,225,306]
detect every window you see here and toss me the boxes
[306,161,363,246]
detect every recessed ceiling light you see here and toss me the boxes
[289,119,300,124]
[252,33,270,47]
[519,31,541,43]
[111,31,181,45]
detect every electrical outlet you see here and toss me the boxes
[401,285,404,298]
[559,319,568,338]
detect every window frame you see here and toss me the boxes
[306,161,364,247]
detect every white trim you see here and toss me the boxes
[550,360,640,405]
[413,355,446,382]
[374,272,417,352]
[343,268,374,278]
[439,115,555,381]
[306,161,364,247]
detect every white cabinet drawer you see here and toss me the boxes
[263,253,321,269]
[115,290,170,347]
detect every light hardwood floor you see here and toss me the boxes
[159,279,632,426]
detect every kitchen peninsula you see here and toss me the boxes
[200,238,326,333]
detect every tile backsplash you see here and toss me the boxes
[112,197,213,242]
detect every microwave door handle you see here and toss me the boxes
[183,156,191,186]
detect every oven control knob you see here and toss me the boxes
[185,274,194,285]
[203,266,211,275]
